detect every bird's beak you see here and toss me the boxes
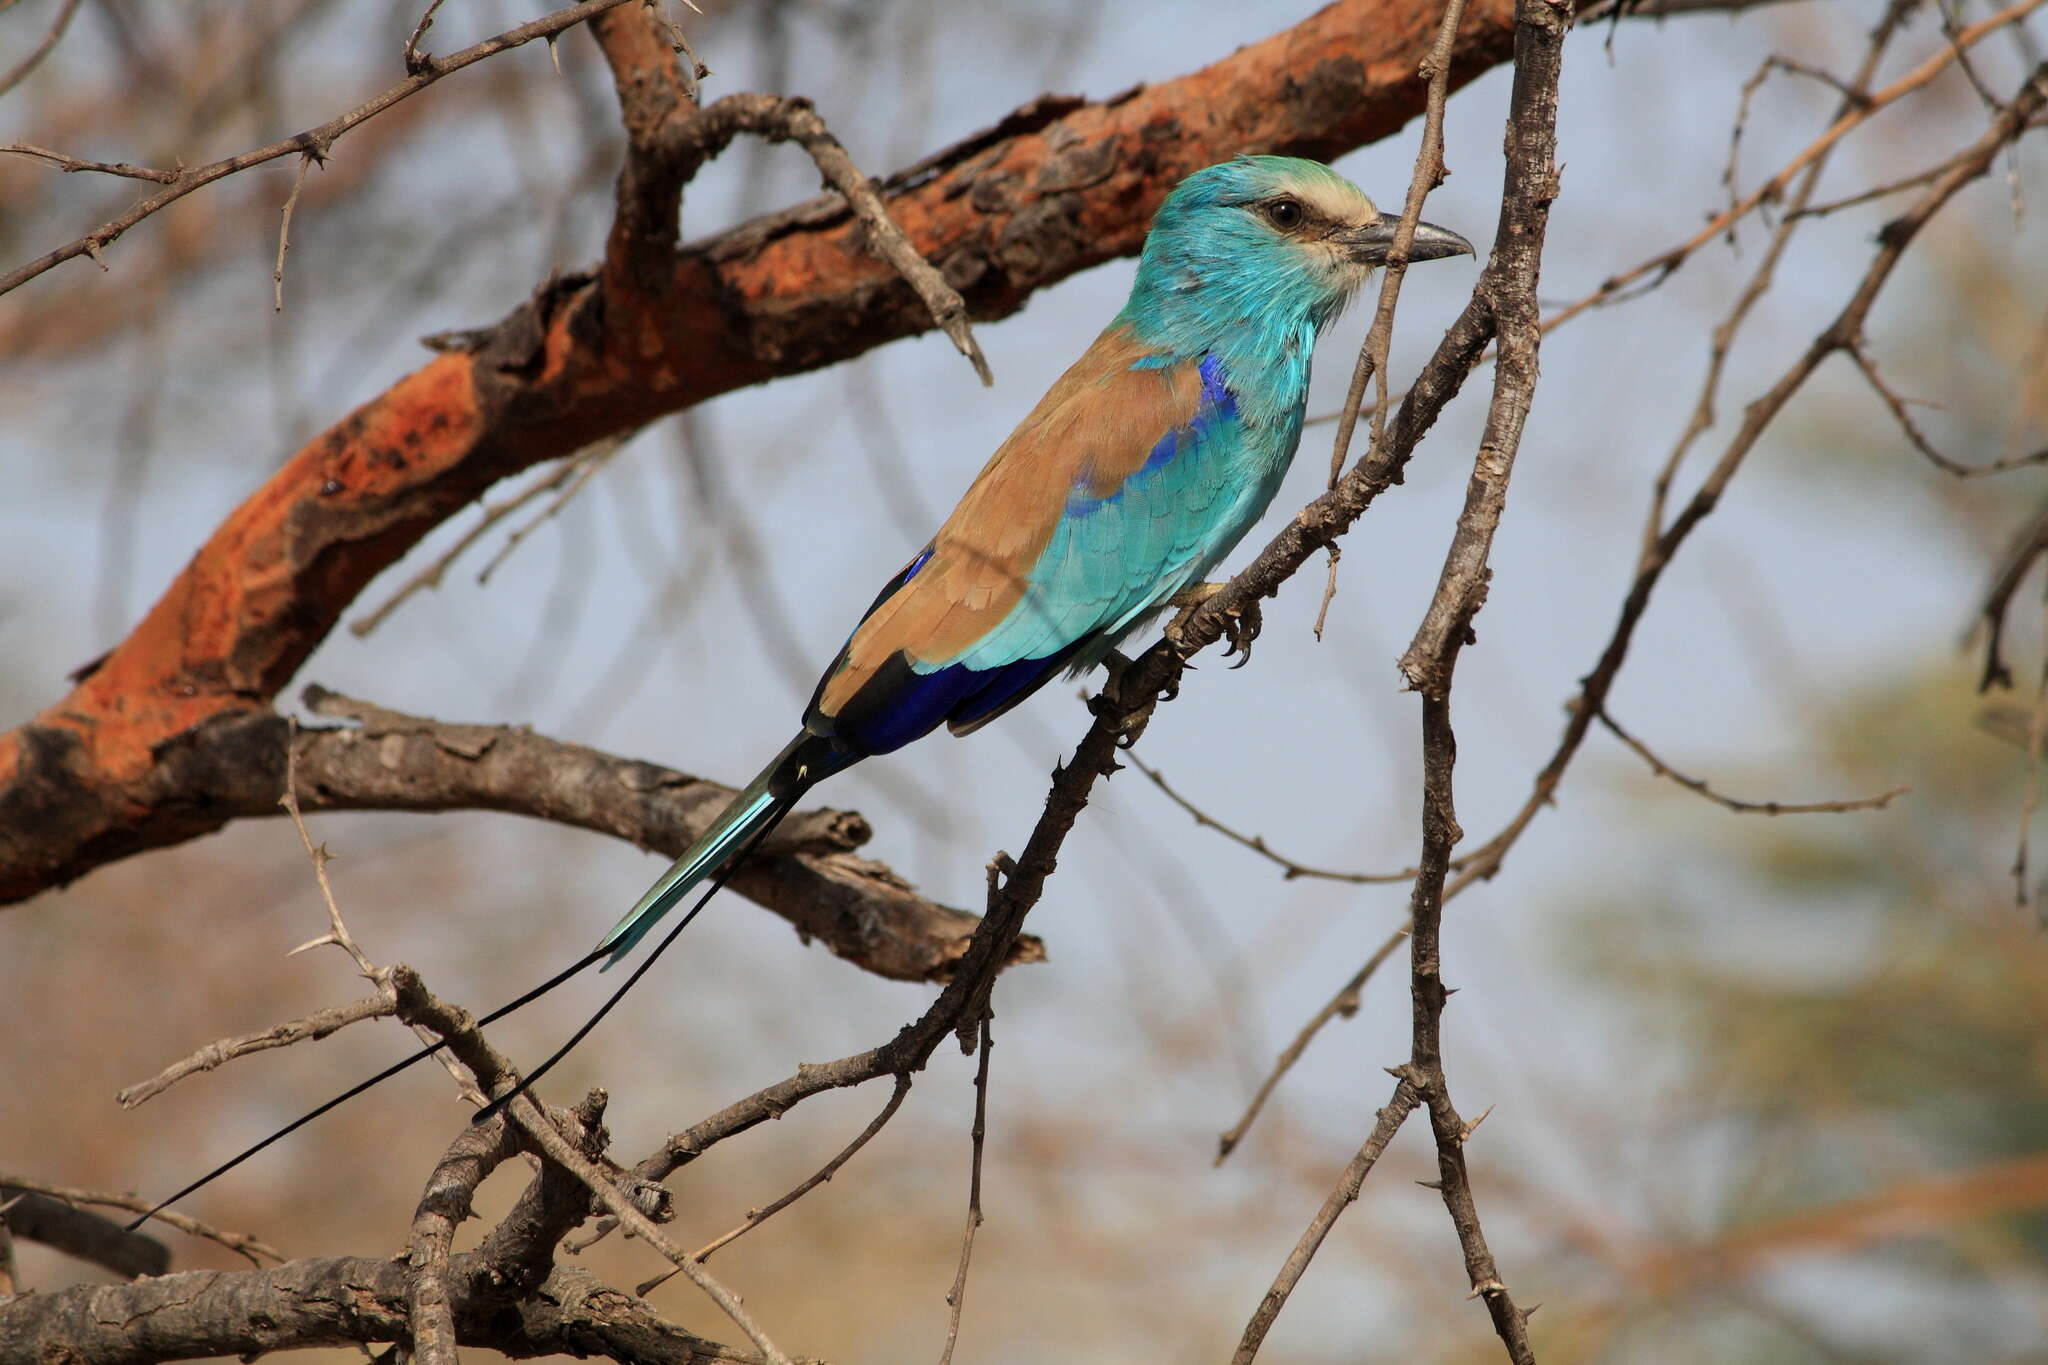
[1336,217,1474,265]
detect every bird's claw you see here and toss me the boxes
[1093,649,1162,747]
[1166,582,1263,668]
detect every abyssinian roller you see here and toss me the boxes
[124,156,1474,1219]
[599,155,1473,966]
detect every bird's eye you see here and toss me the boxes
[1262,198,1304,231]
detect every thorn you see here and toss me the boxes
[1414,1179,1443,1190]
[546,32,561,74]
[1467,1278,1507,1299]
[287,932,338,957]
[1458,1104,1495,1144]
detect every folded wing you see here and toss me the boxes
[809,326,1271,755]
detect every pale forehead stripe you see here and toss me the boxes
[1283,174,1376,225]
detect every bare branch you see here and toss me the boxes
[1215,923,1408,1164]
[674,1074,911,1271]
[0,1186,169,1280]
[0,0,84,99]
[1126,751,1416,884]
[476,432,634,584]
[349,443,625,637]
[0,1257,763,1363]
[1536,0,2047,339]
[1443,59,2048,907]
[1850,340,2048,478]
[272,149,322,313]
[0,143,177,182]
[1231,1078,1423,1363]
[404,0,451,75]
[383,967,795,1363]
[1596,707,1909,815]
[2014,593,2048,908]
[0,0,641,298]
[936,1014,993,1365]
[0,1173,283,1265]
[1975,494,2048,691]
[658,93,992,385]
[1316,0,1472,634]
[115,992,395,1110]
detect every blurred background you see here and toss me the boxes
[3,0,2047,1361]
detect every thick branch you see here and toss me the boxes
[0,1188,169,1280]
[0,684,1038,982]
[0,0,1553,914]
[0,1258,757,1365]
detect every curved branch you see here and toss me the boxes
[0,684,1039,982]
[0,0,1545,913]
[0,1258,754,1365]
[0,0,643,296]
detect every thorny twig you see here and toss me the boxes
[1440,59,2048,911]
[349,440,629,636]
[0,0,83,99]
[1304,0,2047,434]
[1596,707,1909,815]
[1232,1079,1423,1362]
[2016,587,2048,909]
[1237,0,1565,1356]
[1126,750,1415,884]
[0,0,642,298]
[1314,0,1470,638]
[0,1174,283,1265]
[384,968,796,1365]
[116,993,396,1109]
[1215,922,1408,1164]
[629,1072,911,1288]
[272,148,324,312]
[654,92,992,385]
[936,1013,993,1365]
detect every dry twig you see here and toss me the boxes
[0,0,641,298]
[0,1174,283,1265]
[350,441,629,636]
[116,993,395,1110]
[1314,0,1472,636]
[656,93,992,385]
[0,0,83,99]
[1126,751,1414,884]
[1440,59,2048,910]
[632,1072,911,1286]
[1596,707,1908,815]
[1215,922,1408,1164]
[936,1013,993,1365]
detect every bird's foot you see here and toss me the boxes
[1166,582,1263,668]
[1093,649,1173,747]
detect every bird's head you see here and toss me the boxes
[1120,155,1472,374]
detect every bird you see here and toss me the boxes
[597,154,1473,969]
[125,156,1474,1219]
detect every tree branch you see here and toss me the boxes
[0,0,1556,917]
[0,1257,764,1364]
